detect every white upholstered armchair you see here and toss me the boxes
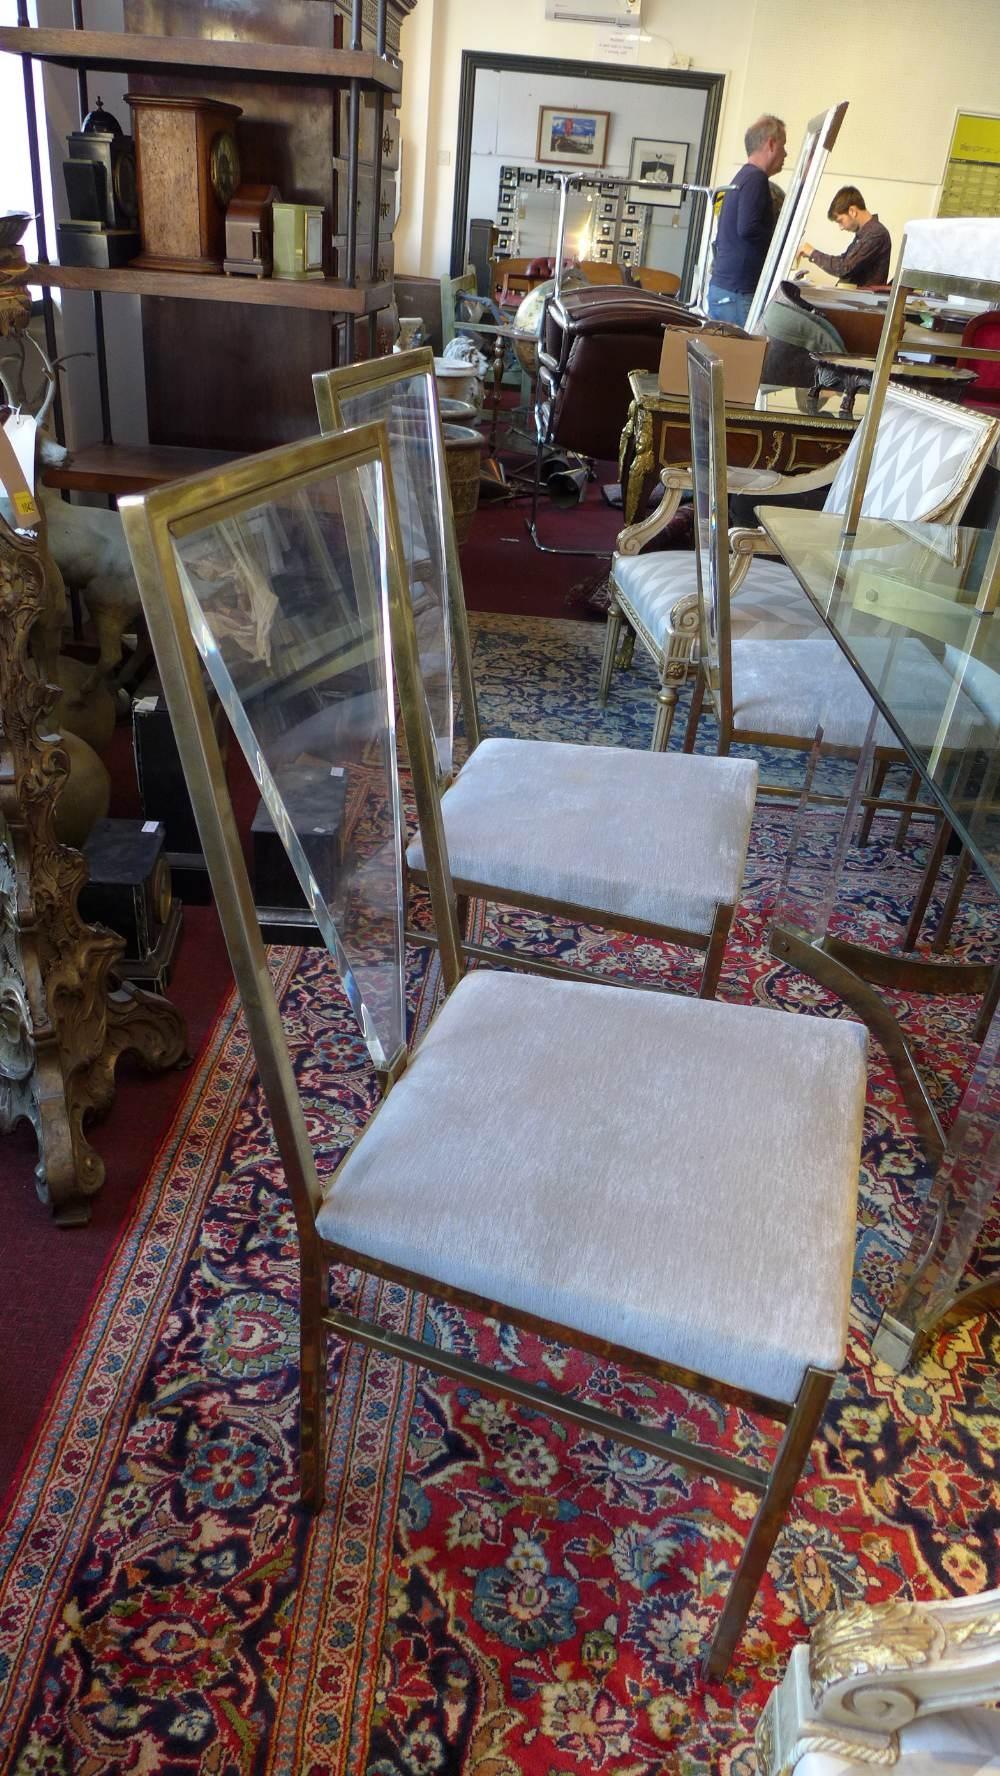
[599,386,999,750]
[756,1590,1000,1776]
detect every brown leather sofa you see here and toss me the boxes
[537,285,745,460]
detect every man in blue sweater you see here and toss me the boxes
[707,114,787,327]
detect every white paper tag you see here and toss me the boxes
[142,820,160,833]
[0,412,40,524]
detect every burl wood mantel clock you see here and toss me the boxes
[127,93,242,272]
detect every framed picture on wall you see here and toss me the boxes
[536,106,610,168]
[628,138,688,207]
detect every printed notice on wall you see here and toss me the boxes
[938,111,1000,218]
[594,23,641,63]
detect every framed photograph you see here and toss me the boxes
[536,106,610,168]
[628,137,688,207]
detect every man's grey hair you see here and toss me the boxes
[745,115,785,155]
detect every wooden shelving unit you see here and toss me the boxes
[29,262,392,316]
[4,0,411,481]
[0,26,402,88]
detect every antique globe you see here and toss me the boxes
[512,268,588,375]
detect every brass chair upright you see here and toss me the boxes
[120,420,870,1681]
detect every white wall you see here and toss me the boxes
[397,0,1000,279]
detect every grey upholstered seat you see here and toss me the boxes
[317,969,868,1404]
[730,635,987,751]
[406,740,758,937]
[614,552,814,651]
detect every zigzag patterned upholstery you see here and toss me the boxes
[824,388,994,521]
[613,551,822,649]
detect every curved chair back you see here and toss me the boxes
[824,384,999,523]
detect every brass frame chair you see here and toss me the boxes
[678,340,987,827]
[314,346,760,1000]
[120,421,869,1681]
[681,340,987,780]
[600,385,1000,751]
[842,218,1000,615]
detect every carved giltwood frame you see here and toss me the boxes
[757,1590,1000,1776]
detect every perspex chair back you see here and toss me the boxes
[688,338,734,734]
[119,427,464,1105]
[842,218,1000,615]
[313,348,481,779]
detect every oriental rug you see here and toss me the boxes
[1,615,998,1776]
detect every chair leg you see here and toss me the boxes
[651,676,681,752]
[857,756,889,846]
[682,673,706,754]
[300,1246,330,1512]
[893,768,922,850]
[598,600,623,706]
[931,846,971,953]
[703,1367,833,1681]
[902,819,951,952]
[698,903,733,1000]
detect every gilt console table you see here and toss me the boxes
[618,368,856,524]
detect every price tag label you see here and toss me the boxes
[0,412,40,526]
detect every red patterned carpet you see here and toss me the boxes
[2,616,997,1775]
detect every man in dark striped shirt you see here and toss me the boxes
[800,186,892,286]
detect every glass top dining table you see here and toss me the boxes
[754,505,1000,1372]
[756,506,1000,896]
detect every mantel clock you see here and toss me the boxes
[127,93,243,273]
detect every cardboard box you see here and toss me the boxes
[658,329,767,406]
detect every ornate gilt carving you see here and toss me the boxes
[811,1600,945,1703]
[0,517,187,1223]
[757,1593,1000,1776]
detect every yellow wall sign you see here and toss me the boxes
[939,111,1000,217]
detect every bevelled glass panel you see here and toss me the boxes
[328,368,455,777]
[170,463,406,1072]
